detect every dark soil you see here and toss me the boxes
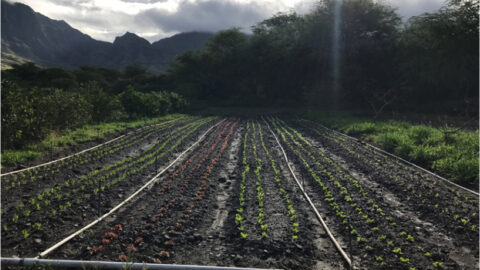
[1,118,211,258]
[1,117,477,270]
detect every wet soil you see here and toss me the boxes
[2,117,477,270]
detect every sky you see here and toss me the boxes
[10,0,446,43]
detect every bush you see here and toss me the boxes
[437,156,479,187]
[408,125,433,144]
[119,87,188,118]
[1,150,40,167]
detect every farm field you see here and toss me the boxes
[1,116,478,269]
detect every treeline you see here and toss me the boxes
[1,65,187,149]
[168,0,478,117]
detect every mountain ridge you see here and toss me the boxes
[1,0,213,71]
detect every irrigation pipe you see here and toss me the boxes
[1,257,282,270]
[36,118,225,259]
[262,117,352,267]
[301,119,479,196]
[1,117,183,176]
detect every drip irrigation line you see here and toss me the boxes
[262,117,352,267]
[0,257,282,270]
[1,117,184,176]
[301,119,479,196]
[36,118,225,259]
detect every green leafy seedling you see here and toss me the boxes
[22,229,30,239]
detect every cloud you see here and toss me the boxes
[120,0,168,3]
[136,0,273,33]
[384,0,444,19]
[48,0,91,6]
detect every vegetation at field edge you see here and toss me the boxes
[298,110,479,189]
[1,114,186,168]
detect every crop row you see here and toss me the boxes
[235,121,299,241]
[251,122,268,238]
[235,121,250,239]
[88,120,238,263]
[269,118,446,269]
[314,120,478,208]
[302,121,478,233]
[89,120,231,258]
[2,117,191,190]
[5,118,207,216]
[256,122,299,240]
[1,118,215,252]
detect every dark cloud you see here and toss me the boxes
[137,0,272,33]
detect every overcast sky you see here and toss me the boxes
[10,0,446,42]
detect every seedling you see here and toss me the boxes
[33,222,42,230]
[91,245,103,254]
[22,229,30,239]
[127,244,137,252]
[23,209,31,217]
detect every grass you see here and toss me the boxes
[1,114,186,168]
[298,110,479,189]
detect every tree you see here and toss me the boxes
[401,0,479,114]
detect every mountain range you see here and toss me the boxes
[1,0,213,72]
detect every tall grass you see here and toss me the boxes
[300,110,479,189]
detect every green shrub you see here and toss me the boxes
[408,126,433,144]
[437,156,478,187]
[408,145,436,167]
[1,150,40,167]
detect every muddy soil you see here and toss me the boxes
[2,117,477,270]
[1,118,212,258]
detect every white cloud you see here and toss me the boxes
[382,0,444,19]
